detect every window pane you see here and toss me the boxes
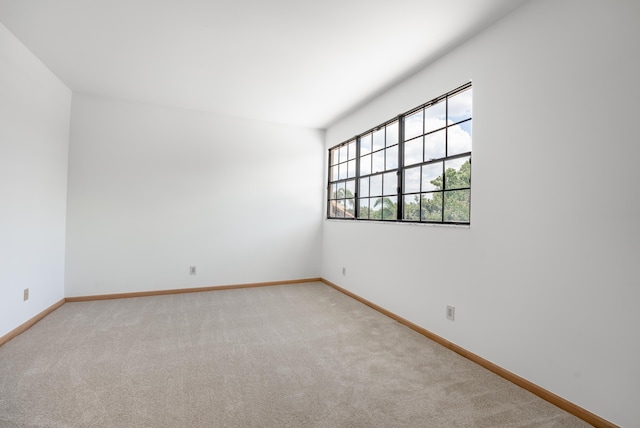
[370,197,383,220]
[448,88,472,124]
[404,110,423,141]
[383,172,397,196]
[339,163,347,180]
[403,195,420,221]
[372,150,385,173]
[422,162,443,191]
[383,196,397,220]
[334,200,345,218]
[404,166,420,193]
[347,159,356,178]
[330,165,338,181]
[424,100,446,133]
[444,156,470,190]
[359,177,369,197]
[358,198,370,219]
[385,145,398,170]
[448,120,472,156]
[370,174,382,196]
[404,137,422,166]
[424,130,445,160]
[360,154,371,176]
[386,121,398,147]
[347,141,357,160]
[329,200,338,217]
[422,193,442,222]
[458,119,472,136]
[339,145,347,164]
[336,181,346,198]
[373,128,385,151]
[330,148,339,166]
[360,133,372,155]
[345,198,355,217]
[330,183,338,199]
[444,189,470,222]
[346,179,356,198]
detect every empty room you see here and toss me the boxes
[1,0,638,427]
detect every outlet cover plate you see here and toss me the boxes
[446,305,455,321]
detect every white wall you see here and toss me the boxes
[0,23,70,338]
[65,94,324,297]
[322,0,640,426]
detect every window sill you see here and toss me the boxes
[324,218,470,229]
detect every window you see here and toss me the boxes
[328,139,357,218]
[327,82,472,224]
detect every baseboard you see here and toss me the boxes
[320,278,617,428]
[65,277,323,302]
[0,299,66,347]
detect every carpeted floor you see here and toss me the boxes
[0,282,590,427]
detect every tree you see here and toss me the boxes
[372,197,397,220]
[331,185,355,218]
[403,159,470,222]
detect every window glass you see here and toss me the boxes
[404,110,423,141]
[370,174,383,197]
[360,133,372,155]
[373,128,385,151]
[424,130,445,161]
[404,166,420,194]
[383,196,397,220]
[422,162,443,191]
[444,157,470,190]
[448,88,472,124]
[404,137,422,166]
[328,82,471,224]
[448,120,472,156]
[347,159,356,178]
[421,193,442,222]
[345,179,356,197]
[403,195,420,221]
[339,145,347,164]
[358,198,370,219]
[338,163,347,180]
[424,101,446,133]
[359,177,369,197]
[386,121,398,147]
[385,146,398,170]
[372,151,385,174]
[444,190,470,222]
[383,172,397,196]
[347,141,357,160]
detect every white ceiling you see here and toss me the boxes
[0,0,528,129]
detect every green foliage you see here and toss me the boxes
[339,159,470,222]
[372,197,397,220]
[402,159,471,222]
[332,187,354,199]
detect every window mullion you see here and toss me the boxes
[397,114,403,221]
[355,136,360,219]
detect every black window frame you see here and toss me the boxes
[327,82,472,225]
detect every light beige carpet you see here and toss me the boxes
[0,282,590,427]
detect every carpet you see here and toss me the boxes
[0,282,591,427]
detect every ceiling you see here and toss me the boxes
[0,0,528,129]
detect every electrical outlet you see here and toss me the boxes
[342,267,346,276]
[189,266,197,275]
[23,288,29,301]
[446,305,455,321]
